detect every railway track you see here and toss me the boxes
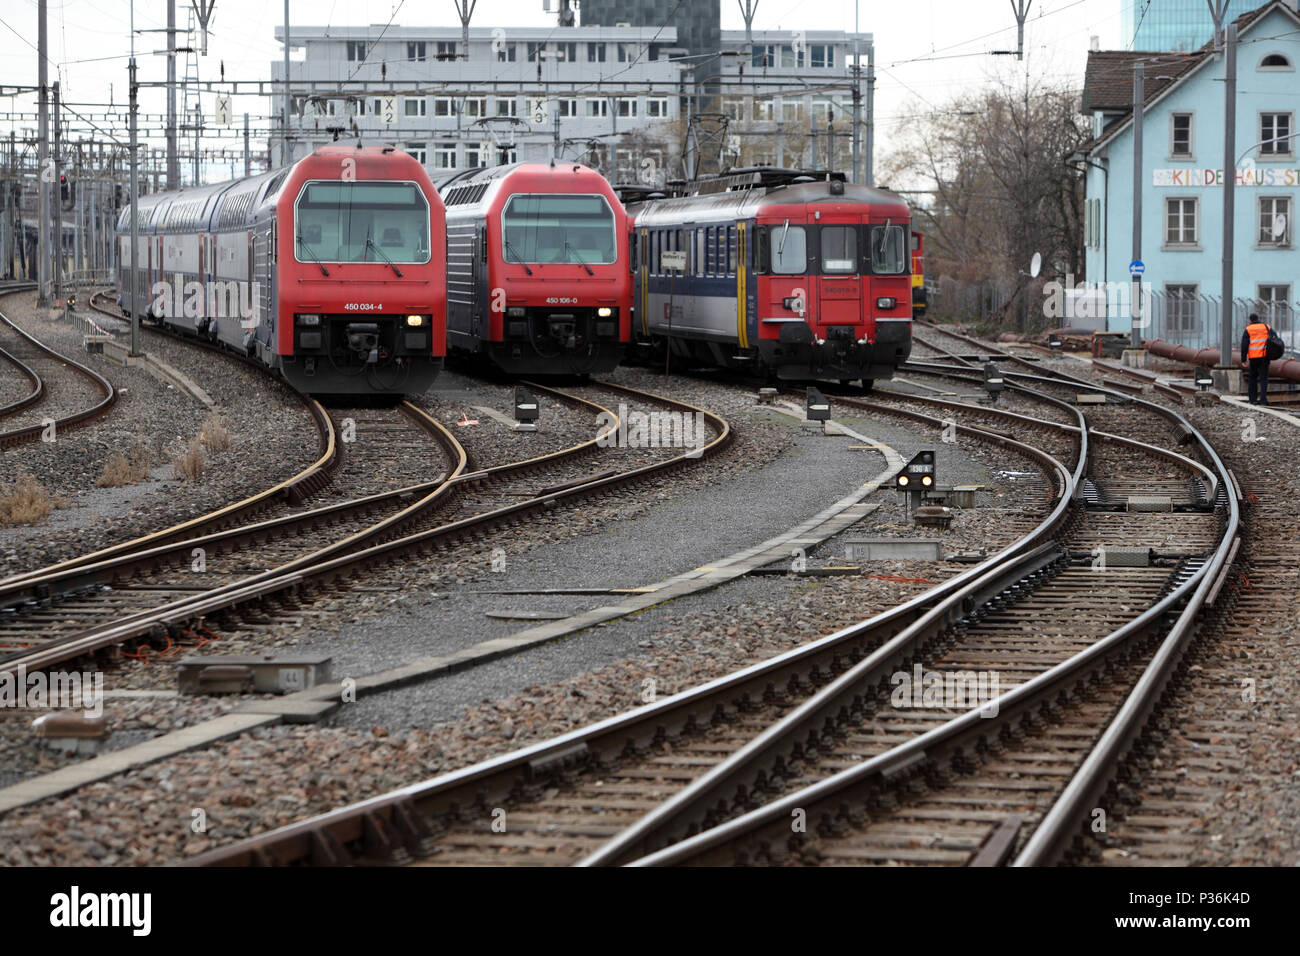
[186,329,1237,867]
[0,344,730,679]
[0,283,116,449]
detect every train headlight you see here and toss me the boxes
[876,297,897,310]
[597,307,613,317]
[296,313,321,326]
[507,306,526,318]
[406,314,424,327]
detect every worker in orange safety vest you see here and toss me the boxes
[1240,313,1271,405]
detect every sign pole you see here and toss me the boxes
[1220,23,1237,368]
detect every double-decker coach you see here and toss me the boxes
[438,161,631,375]
[627,168,913,387]
[115,144,446,396]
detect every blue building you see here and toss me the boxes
[1078,1,1300,346]
[1122,0,1258,52]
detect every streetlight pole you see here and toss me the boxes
[37,0,50,306]
[129,0,141,355]
[1130,60,1143,348]
[1219,22,1237,368]
[865,39,875,187]
[282,0,291,165]
[851,3,860,183]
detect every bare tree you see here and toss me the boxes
[881,73,1089,327]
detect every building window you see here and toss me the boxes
[1260,112,1293,157]
[435,142,457,169]
[433,98,455,117]
[617,43,633,63]
[812,99,835,124]
[1260,53,1294,70]
[781,99,802,123]
[1164,197,1198,247]
[616,98,637,118]
[753,99,775,122]
[436,41,457,61]
[588,43,606,63]
[464,144,485,168]
[346,41,367,63]
[405,98,427,117]
[407,41,426,62]
[527,42,546,62]
[1257,284,1293,325]
[586,98,608,118]
[723,97,745,122]
[1170,113,1193,159]
[1165,283,1199,333]
[557,98,579,117]
[372,98,383,117]
[780,44,802,68]
[557,42,577,62]
[1259,196,1293,246]
[497,43,517,62]
[646,97,669,118]
[405,142,427,165]
[495,97,518,117]
[810,44,834,69]
[463,98,487,118]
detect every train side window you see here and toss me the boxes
[770,222,806,275]
[705,227,714,275]
[727,226,736,274]
[695,227,704,276]
[754,227,768,273]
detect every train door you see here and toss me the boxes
[814,220,863,331]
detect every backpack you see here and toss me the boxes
[1265,326,1286,361]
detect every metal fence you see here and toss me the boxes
[928,275,1299,358]
[1136,291,1298,356]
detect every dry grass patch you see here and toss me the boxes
[172,438,206,481]
[96,441,153,488]
[0,473,61,526]
[199,413,231,453]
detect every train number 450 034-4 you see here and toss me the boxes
[344,303,383,311]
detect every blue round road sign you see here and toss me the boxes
[1129,259,1145,277]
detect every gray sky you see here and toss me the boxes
[0,0,1133,163]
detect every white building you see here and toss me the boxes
[272,24,872,182]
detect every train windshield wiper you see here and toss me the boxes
[296,236,330,276]
[564,240,595,276]
[778,218,790,256]
[503,239,534,275]
[364,237,404,277]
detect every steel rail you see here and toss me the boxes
[0,382,726,678]
[0,302,117,449]
[0,341,44,421]
[191,403,1075,866]
[622,334,1237,867]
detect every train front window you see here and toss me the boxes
[820,226,857,274]
[770,223,806,274]
[501,194,617,265]
[870,224,908,275]
[294,181,431,265]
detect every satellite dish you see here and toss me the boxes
[1029,252,1042,278]
[1272,213,1288,239]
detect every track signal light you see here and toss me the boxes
[896,450,936,490]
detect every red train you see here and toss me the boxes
[438,162,631,375]
[114,145,447,396]
[624,168,913,386]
